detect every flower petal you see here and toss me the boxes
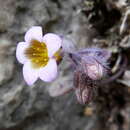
[43,33,62,57]
[39,59,57,82]
[16,42,28,64]
[24,26,43,43]
[23,61,39,86]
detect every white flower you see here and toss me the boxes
[16,26,62,86]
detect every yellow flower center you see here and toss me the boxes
[24,40,62,68]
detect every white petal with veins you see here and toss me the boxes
[39,59,57,82]
[43,33,62,57]
[24,26,43,43]
[23,61,39,86]
[16,42,28,64]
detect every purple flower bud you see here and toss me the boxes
[70,48,110,80]
[75,87,90,104]
[69,47,110,104]
[74,68,96,104]
[82,56,104,80]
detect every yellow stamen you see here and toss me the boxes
[24,40,49,68]
[24,40,62,69]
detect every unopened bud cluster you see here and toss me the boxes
[69,48,110,104]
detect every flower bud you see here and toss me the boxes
[82,56,104,80]
[71,47,110,104]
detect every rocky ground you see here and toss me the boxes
[0,0,130,130]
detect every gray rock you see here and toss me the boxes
[0,0,16,32]
[0,37,14,85]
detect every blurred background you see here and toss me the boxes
[0,0,130,130]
